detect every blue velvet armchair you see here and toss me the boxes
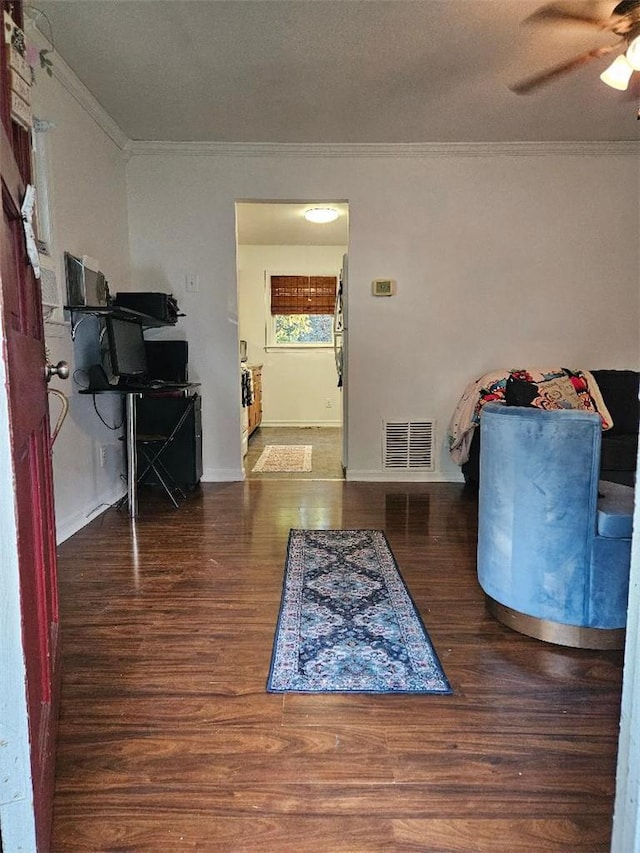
[477,403,634,649]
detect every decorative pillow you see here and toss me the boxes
[506,377,540,407]
[505,369,613,429]
[506,374,581,411]
[564,369,613,430]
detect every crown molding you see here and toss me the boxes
[25,18,130,155]
[127,140,640,158]
[22,19,639,160]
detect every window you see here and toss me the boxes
[268,275,337,347]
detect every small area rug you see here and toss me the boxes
[252,444,312,473]
[267,529,452,694]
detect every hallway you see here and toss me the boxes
[244,426,343,480]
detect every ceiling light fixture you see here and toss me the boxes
[626,33,640,69]
[304,208,340,224]
[600,53,635,89]
[600,33,640,90]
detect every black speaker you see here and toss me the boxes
[87,364,112,391]
[114,291,180,323]
[135,394,202,488]
[144,340,188,382]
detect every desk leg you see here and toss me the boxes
[126,393,138,518]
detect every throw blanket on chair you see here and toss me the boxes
[448,368,613,466]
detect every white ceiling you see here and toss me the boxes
[30,1,638,246]
[31,0,640,145]
[236,202,349,245]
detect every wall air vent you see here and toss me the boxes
[383,420,435,470]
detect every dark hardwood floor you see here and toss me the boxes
[51,479,623,852]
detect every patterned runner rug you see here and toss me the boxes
[252,444,312,473]
[267,529,452,694]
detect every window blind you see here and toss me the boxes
[270,275,337,315]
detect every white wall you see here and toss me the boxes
[31,64,131,540]
[237,244,344,427]
[126,148,639,483]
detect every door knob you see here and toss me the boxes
[45,360,69,382]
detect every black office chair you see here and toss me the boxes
[117,394,197,510]
[135,436,186,508]
[136,395,198,507]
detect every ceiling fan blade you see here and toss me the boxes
[510,43,623,93]
[524,1,616,29]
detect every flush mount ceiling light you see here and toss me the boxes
[304,208,340,224]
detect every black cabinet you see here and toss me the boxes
[135,394,202,489]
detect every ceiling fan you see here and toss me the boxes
[510,0,640,94]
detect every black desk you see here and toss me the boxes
[81,384,200,517]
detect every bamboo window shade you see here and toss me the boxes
[270,275,337,315]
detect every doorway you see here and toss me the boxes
[235,201,348,481]
[244,425,343,480]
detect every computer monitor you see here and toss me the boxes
[106,316,148,379]
[144,340,188,382]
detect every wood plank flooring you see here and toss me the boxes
[51,479,623,852]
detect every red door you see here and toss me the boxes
[1,2,61,849]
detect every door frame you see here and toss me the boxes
[234,198,349,476]
[0,349,38,850]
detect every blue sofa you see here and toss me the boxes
[477,403,634,649]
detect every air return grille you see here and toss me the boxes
[383,420,435,470]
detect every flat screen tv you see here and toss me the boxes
[106,316,148,380]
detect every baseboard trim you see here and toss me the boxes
[345,469,461,482]
[261,420,342,428]
[56,486,124,543]
[201,467,244,482]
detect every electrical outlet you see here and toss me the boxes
[99,446,107,468]
[326,398,332,408]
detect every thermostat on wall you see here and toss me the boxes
[372,278,396,297]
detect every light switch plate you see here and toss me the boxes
[185,273,199,293]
